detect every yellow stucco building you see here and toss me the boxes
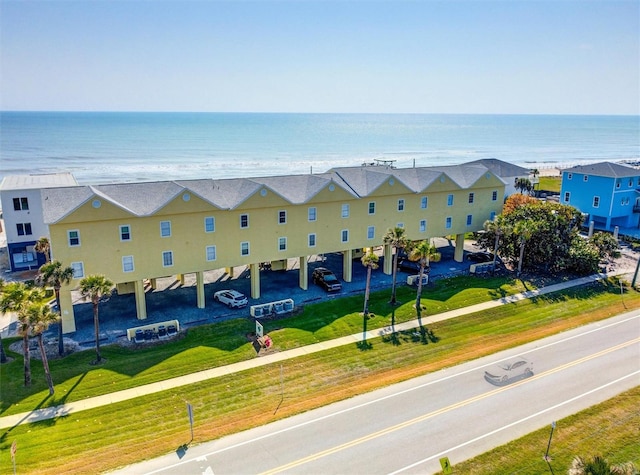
[41,160,522,333]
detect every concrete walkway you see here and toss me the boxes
[0,271,629,430]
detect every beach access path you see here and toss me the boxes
[0,269,632,431]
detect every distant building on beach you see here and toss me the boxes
[0,172,78,272]
[560,161,640,233]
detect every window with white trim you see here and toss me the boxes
[341,204,350,218]
[341,229,349,243]
[160,221,171,237]
[468,193,474,204]
[447,194,454,206]
[593,196,600,208]
[420,196,428,209]
[308,207,317,222]
[68,230,80,247]
[71,261,84,279]
[564,192,570,203]
[204,217,215,233]
[446,217,452,229]
[584,175,589,182]
[241,241,250,256]
[278,237,287,251]
[490,211,496,221]
[419,220,426,232]
[367,226,375,239]
[206,245,217,261]
[162,251,173,267]
[368,202,376,215]
[466,214,473,226]
[120,225,131,241]
[397,199,405,211]
[492,190,498,201]
[278,210,287,224]
[122,256,134,273]
[240,214,249,228]
[308,233,316,247]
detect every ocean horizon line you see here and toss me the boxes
[1,110,638,118]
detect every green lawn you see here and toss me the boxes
[1,276,638,474]
[538,176,561,193]
[0,275,526,415]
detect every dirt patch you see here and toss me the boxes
[8,337,81,359]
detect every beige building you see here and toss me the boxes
[41,160,521,333]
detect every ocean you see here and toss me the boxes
[1,112,638,185]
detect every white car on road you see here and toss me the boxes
[213,289,248,308]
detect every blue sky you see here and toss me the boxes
[1,0,638,114]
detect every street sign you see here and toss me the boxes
[186,403,194,442]
[440,456,452,474]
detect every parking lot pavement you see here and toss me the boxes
[37,242,472,349]
[0,238,501,348]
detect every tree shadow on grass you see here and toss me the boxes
[357,312,373,351]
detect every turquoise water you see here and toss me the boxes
[1,112,638,184]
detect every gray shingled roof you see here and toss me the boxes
[466,158,530,177]
[330,167,395,196]
[41,159,518,223]
[564,161,640,178]
[92,182,185,215]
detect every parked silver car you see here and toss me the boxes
[484,358,533,384]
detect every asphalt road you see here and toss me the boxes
[113,312,640,475]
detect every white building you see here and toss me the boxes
[0,173,78,271]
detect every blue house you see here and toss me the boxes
[560,162,640,232]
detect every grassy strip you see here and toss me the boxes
[0,279,637,474]
[0,275,527,415]
[438,386,640,474]
[538,176,561,193]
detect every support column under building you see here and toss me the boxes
[383,244,393,275]
[299,256,308,290]
[196,271,205,309]
[342,250,353,282]
[250,263,261,299]
[454,233,465,262]
[134,279,147,320]
[59,289,76,334]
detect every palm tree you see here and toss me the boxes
[408,240,438,320]
[34,237,51,263]
[484,216,510,274]
[360,250,379,320]
[0,281,45,386]
[26,301,59,395]
[569,455,637,475]
[37,261,74,356]
[79,275,114,364]
[383,227,409,305]
[0,278,7,364]
[514,220,535,277]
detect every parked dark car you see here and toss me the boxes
[397,257,429,274]
[466,251,495,263]
[312,267,342,292]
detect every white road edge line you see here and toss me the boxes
[388,370,640,475]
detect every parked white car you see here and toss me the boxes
[213,289,248,308]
